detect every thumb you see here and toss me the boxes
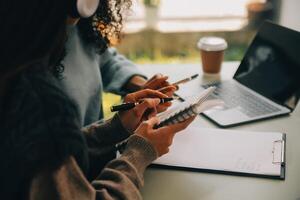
[164,116,196,134]
[147,108,157,119]
[133,98,160,118]
[143,116,160,128]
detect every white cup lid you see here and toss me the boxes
[197,37,228,51]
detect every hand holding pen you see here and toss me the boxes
[112,74,199,112]
[110,74,199,133]
[129,73,199,113]
[111,97,177,112]
[158,73,198,99]
[117,89,172,132]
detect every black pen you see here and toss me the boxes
[110,97,175,112]
[172,74,199,86]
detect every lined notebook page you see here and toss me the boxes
[153,127,284,176]
[156,86,223,126]
[156,95,199,122]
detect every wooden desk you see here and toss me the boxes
[138,62,300,200]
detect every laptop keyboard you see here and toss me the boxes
[202,82,281,118]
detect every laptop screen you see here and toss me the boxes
[234,22,300,110]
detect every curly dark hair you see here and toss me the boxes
[0,0,132,95]
[77,0,132,53]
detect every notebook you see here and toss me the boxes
[155,87,223,128]
[114,87,223,153]
[152,127,286,179]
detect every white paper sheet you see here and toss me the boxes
[153,127,284,177]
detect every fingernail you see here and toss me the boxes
[155,98,161,104]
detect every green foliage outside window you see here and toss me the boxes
[143,0,160,7]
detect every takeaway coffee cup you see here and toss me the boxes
[197,37,228,74]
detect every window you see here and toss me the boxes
[125,0,267,32]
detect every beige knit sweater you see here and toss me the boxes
[28,115,158,200]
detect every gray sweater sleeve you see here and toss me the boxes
[99,47,147,95]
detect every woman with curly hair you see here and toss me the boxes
[62,0,176,178]
[62,0,174,127]
[0,0,194,199]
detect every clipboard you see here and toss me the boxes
[152,127,286,180]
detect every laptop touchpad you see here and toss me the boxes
[204,106,249,126]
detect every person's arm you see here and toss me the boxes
[82,113,131,146]
[99,48,177,95]
[82,89,172,148]
[29,115,195,200]
[99,47,147,95]
[82,114,133,179]
[124,75,148,92]
[27,85,195,200]
[29,135,157,200]
[82,89,168,178]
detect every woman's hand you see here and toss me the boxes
[135,116,196,156]
[142,74,177,112]
[142,74,170,90]
[118,89,169,133]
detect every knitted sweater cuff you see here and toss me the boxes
[83,113,132,145]
[121,135,158,174]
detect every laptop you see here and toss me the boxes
[200,21,300,127]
